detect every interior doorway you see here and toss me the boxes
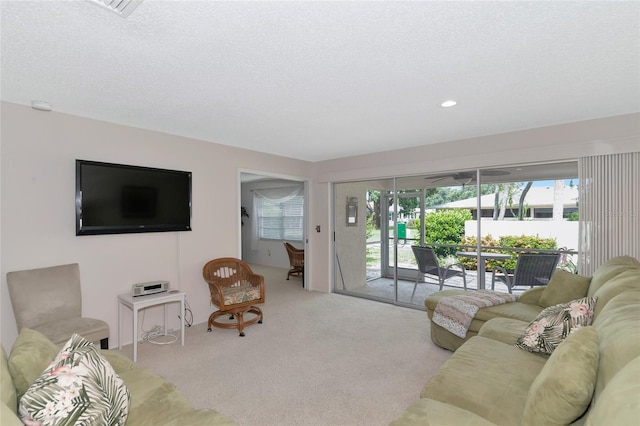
[239,171,309,288]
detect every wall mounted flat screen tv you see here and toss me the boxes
[76,160,192,235]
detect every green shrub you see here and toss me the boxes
[420,209,472,257]
[458,234,557,271]
[406,218,419,229]
[366,215,374,239]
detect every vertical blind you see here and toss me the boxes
[578,152,640,275]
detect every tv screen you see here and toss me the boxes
[76,160,192,235]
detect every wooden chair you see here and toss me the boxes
[491,253,561,294]
[284,242,304,281]
[6,263,109,349]
[202,258,265,336]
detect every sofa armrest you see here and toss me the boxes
[390,398,497,426]
[517,286,545,305]
[1,402,22,426]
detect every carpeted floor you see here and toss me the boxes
[115,265,452,426]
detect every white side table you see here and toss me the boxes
[117,290,185,361]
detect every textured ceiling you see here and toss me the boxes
[2,1,639,162]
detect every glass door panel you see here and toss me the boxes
[332,161,579,307]
[334,179,395,303]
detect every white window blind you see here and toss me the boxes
[253,185,304,242]
[578,152,640,275]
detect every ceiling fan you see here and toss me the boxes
[426,170,510,185]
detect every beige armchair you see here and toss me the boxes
[6,263,109,349]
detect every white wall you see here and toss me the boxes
[2,103,638,350]
[0,102,311,350]
[310,113,640,293]
[334,182,369,290]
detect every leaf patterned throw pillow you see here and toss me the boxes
[19,333,130,426]
[515,296,598,355]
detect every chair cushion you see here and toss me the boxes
[19,334,130,426]
[7,328,59,400]
[32,317,109,347]
[515,296,597,355]
[538,270,591,308]
[521,326,599,426]
[223,285,261,305]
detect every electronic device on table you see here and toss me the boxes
[132,280,169,297]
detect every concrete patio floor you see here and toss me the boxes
[345,270,526,308]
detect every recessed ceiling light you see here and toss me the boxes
[31,101,52,111]
[441,100,457,108]
[86,0,143,18]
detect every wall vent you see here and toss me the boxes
[86,0,143,18]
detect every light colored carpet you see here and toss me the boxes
[116,265,451,426]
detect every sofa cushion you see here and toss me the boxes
[585,356,640,426]
[19,334,130,426]
[7,328,59,400]
[421,336,546,426]
[591,268,640,318]
[516,286,545,305]
[587,255,640,297]
[515,296,597,355]
[116,365,234,425]
[591,288,640,399]
[1,402,23,426]
[477,318,530,346]
[389,398,497,426]
[538,270,591,308]
[474,302,543,323]
[521,326,599,426]
[1,346,17,414]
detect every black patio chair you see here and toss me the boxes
[491,252,561,294]
[410,246,467,302]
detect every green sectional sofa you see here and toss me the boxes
[391,256,640,425]
[1,328,234,426]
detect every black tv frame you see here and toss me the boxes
[75,160,192,236]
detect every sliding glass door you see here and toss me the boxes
[333,161,579,309]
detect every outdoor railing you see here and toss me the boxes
[415,243,578,273]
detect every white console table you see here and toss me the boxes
[118,290,185,362]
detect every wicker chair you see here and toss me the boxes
[202,258,265,336]
[284,242,304,281]
[491,253,561,294]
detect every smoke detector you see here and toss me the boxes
[86,0,143,18]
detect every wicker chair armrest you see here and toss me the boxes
[205,280,225,303]
[245,273,265,289]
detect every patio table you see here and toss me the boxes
[456,251,512,290]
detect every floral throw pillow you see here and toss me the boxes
[515,296,598,355]
[19,334,130,426]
